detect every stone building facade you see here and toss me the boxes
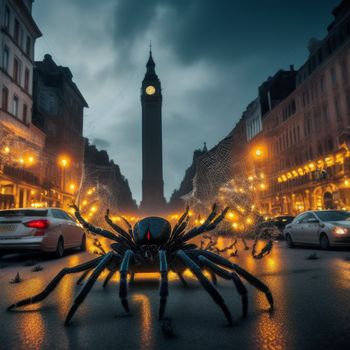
[0,0,45,208]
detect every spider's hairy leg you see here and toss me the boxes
[197,255,248,318]
[76,268,94,285]
[176,272,188,287]
[176,250,233,325]
[158,250,169,320]
[192,249,273,310]
[65,252,115,326]
[7,256,103,311]
[119,250,135,313]
[103,268,118,289]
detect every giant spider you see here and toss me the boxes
[7,204,273,326]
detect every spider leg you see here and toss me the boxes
[119,250,135,313]
[7,256,103,310]
[197,255,248,318]
[191,250,273,310]
[76,268,93,285]
[208,269,217,285]
[158,250,169,320]
[176,250,233,325]
[103,268,118,289]
[65,252,115,326]
[129,272,135,285]
[177,272,188,287]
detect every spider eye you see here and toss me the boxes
[147,230,151,241]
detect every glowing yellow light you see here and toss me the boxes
[277,177,282,183]
[344,179,350,187]
[260,183,266,190]
[69,184,76,191]
[60,158,68,167]
[228,212,234,219]
[90,206,97,212]
[87,190,92,195]
[19,158,24,164]
[308,162,315,169]
[260,173,264,179]
[255,149,262,157]
[246,218,253,225]
[188,211,194,217]
[3,146,10,154]
[82,200,87,205]
[199,219,205,224]
[30,190,36,195]
[232,223,238,229]
[27,156,34,164]
[248,176,254,181]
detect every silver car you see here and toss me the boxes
[283,210,350,249]
[0,208,86,258]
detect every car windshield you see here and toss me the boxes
[314,211,350,222]
[0,209,48,217]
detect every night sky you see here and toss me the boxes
[33,0,340,204]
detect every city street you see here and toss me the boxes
[0,240,349,350]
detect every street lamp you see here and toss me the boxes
[58,156,69,192]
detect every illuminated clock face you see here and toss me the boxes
[145,85,156,95]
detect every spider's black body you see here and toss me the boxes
[7,204,274,327]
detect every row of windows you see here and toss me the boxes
[4,4,32,57]
[246,116,262,141]
[296,16,350,85]
[1,85,28,123]
[2,46,30,93]
[270,59,349,130]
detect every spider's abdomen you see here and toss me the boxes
[133,217,171,245]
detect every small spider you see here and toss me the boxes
[7,204,273,326]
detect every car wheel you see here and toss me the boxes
[80,234,87,251]
[285,233,294,248]
[319,233,330,250]
[54,237,65,258]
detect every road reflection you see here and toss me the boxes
[15,278,46,350]
[132,294,153,350]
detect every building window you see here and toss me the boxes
[4,6,10,29]
[2,87,9,111]
[341,60,348,82]
[14,19,20,44]
[22,104,27,123]
[26,36,31,57]
[12,96,19,117]
[320,75,325,93]
[13,57,21,84]
[331,67,337,85]
[24,68,29,92]
[323,103,329,123]
[3,46,9,72]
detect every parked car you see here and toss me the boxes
[283,210,350,249]
[0,208,86,258]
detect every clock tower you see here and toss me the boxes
[140,49,166,213]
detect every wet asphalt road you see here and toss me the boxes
[0,240,350,350]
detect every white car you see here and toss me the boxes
[283,210,350,249]
[0,208,86,258]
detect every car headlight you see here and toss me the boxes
[333,226,349,235]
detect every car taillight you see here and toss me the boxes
[24,219,50,230]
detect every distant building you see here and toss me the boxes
[32,54,88,207]
[82,139,137,215]
[0,0,44,208]
[245,98,262,142]
[169,144,207,211]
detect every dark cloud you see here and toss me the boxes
[33,0,341,203]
